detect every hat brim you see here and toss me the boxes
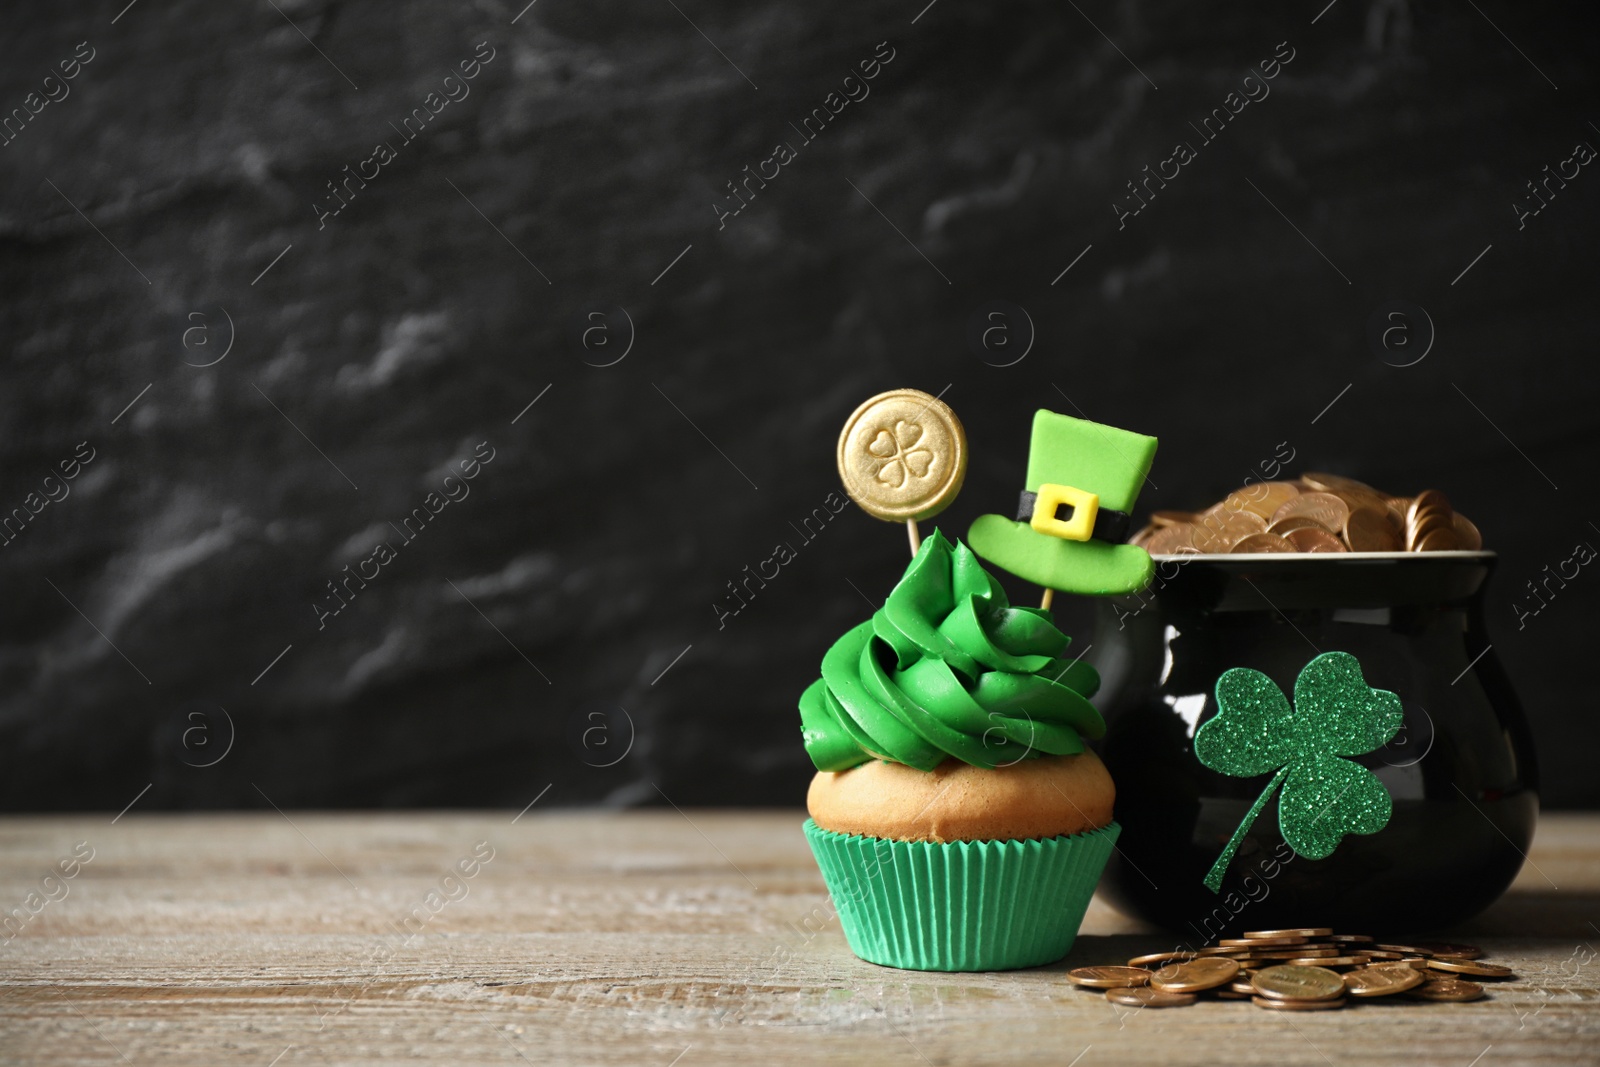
[968,514,1154,596]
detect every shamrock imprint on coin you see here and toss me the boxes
[867,420,935,489]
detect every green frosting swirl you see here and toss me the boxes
[798,529,1105,772]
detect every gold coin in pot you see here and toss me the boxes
[1231,533,1297,554]
[1451,514,1483,550]
[1272,492,1350,534]
[1345,507,1402,552]
[1267,515,1330,536]
[1286,527,1347,553]
[1225,482,1301,520]
[1192,509,1266,553]
[1302,472,1379,496]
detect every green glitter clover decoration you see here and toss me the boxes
[1195,651,1403,893]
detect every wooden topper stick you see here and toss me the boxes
[906,519,922,557]
[1040,588,1055,611]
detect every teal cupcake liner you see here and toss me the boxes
[803,819,1120,972]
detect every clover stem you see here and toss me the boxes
[1203,765,1291,893]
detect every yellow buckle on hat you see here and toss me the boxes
[1030,483,1099,542]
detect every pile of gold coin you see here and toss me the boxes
[1068,928,1514,1011]
[1129,473,1483,555]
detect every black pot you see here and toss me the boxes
[1090,551,1537,938]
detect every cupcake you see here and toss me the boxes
[798,530,1120,971]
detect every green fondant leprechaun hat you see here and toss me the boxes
[968,409,1158,596]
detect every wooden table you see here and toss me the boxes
[2,811,1597,1066]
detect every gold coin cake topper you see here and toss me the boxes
[836,388,967,555]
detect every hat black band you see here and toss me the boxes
[1016,490,1131,544]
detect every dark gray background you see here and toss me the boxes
[2,0,1596,812]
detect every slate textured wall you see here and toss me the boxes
[2,1,1597,811]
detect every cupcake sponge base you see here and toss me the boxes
[803,819,1120,972]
